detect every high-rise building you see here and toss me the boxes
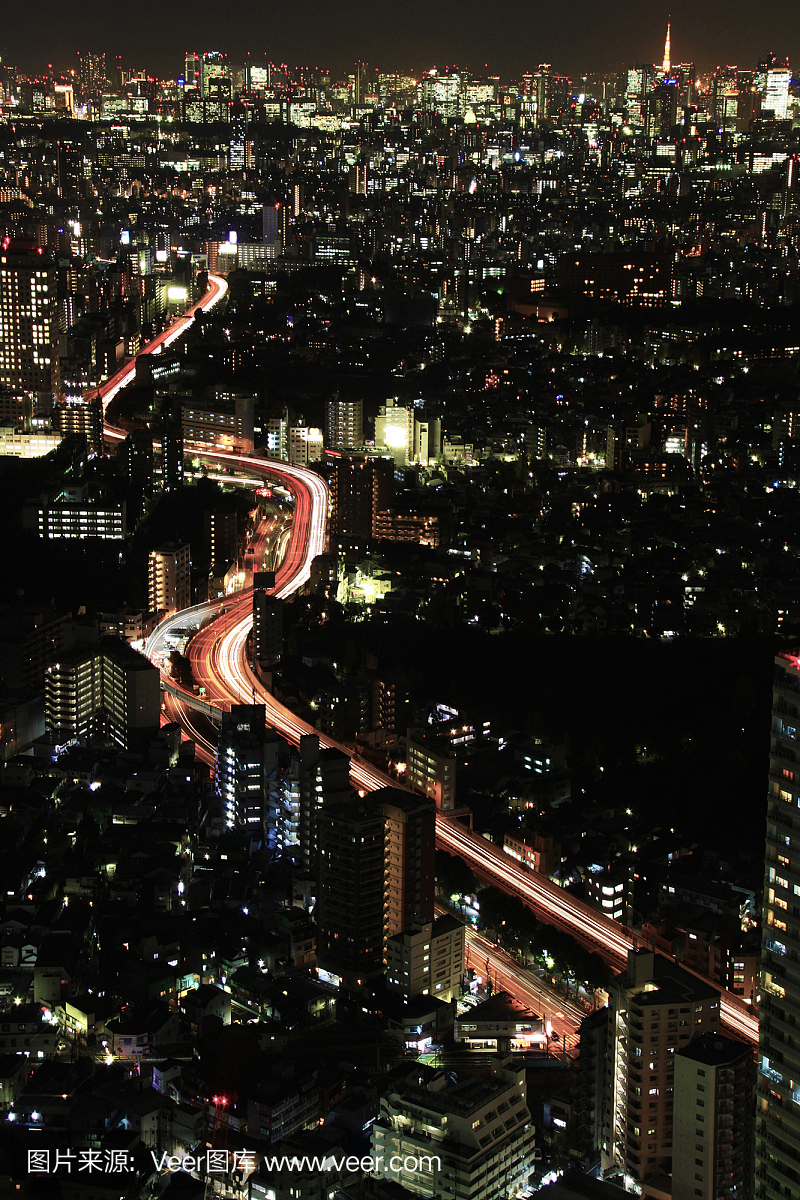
[184,52,201,88]
[328,455,393,540]
[421,71,463,118]
[316,796,386,986]
[765,67,791,120]
[755,650,800,1200]
[673,1033,755,1200]
[380,787,436,939]
[203,509,238,569]
[201,51,229,97]
[253,592,283,666]
[626,65,655,127]
[157,405,184,490]
[316,787,436,988]
[45,638,160,751]
[602,948,722,1185]
[51,396,103,456]
[325,396,363,450]
[77,51,106,98]
[148,542,191,618]
[215,705,292,849]
[0,239,60,406]
[296,735,353,871]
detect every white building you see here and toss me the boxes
[371,1057,535,1200]
[386,914,465,1002]
[148,542,191,618]
[765,68,791,119]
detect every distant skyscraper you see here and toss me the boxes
[765,67,791,120]
[77,51,106,98]
[0,239,60,406]
[215,705,292,848]
[184,52,201,87]
[755,650,800,1200]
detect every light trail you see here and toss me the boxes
[100,272,759,1050]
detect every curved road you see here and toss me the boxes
[100,275,759,1049]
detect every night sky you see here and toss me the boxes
[2,0,799,81]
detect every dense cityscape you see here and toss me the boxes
[0,21,798,1200]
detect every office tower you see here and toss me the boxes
[229,101,252,170]
[421,71,463,118]
[184,52,201,87]
[215,706,291,849]
[45,638,160,752]
[602,948,722,1185]
[626,64,655,127]
[148,542,191,618]
[662,20,672,76]
[201,51,228,97]
[535,64,550,119]
[375,398,413,462]
[253,592,283,666]
[648,81,678,139]
[51,396,103,456]
[765,68,791,120]
[673,1033,755,1200]
[0,239,60,407]
[325,395,363,450]
[712,66,739,124]
[370,1057,535,1200]
[328,455,393,540]
[316,796,386,986]
[755,650,800,1200]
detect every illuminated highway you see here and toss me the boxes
[100,273,759,1050]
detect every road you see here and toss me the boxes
[100,275,759,1050]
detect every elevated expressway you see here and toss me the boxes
[98,277,760,1049]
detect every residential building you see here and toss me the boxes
[586,864,633,924]
[602,949,722,1184]
[215,705,292,849]
[148,542,191,617]
[755,650,800,1200]
[405,730,457,812]
[44,637,161,751]
[326,396,363,450]
[673,1033,755,1200]
[371,1056,535,1200]
[386,913,465,1002]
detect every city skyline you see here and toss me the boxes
[1,4,799,81]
